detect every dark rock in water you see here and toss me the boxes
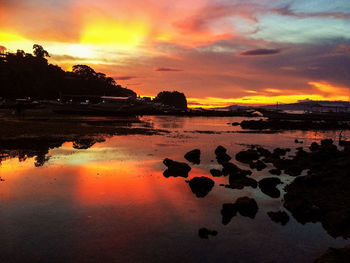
[184,149,201,165]
[314,245,350,263]
[221,203,238,225]
[216,152,231,164]
[294,139,303,144]
[187,176,215,198]
[236,149,260,164]
[267,211,290,225]
[232,122,240,126]
[235,197,259,219]
[273,148,291,156]
[309,142,320,152]
[259,177,282,198]
[226,176,257,189]
[215,145,227,155]
[215,146,231,164]
[198,228,218,239]
[210,169,222,177]
[321,139,333,147]
[284,166,303,177]
[163,158,191,178]
[257,147,272,158]
[269,168,282,175]
[249,160,267,171]
[222,162,252,178]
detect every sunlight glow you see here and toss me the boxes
[81,19,148,50]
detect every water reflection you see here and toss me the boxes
[0,116,349,263]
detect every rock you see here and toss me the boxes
[222,162,252,178]
[236,149,260,164]
[249,160,267,171]
[269,168,281,175]
[256,147,272,158]
[215,145,227,155]
[215,146,231,164]
[284,166,303,177]
[226,176,257,190]
[221,203,238,225]
[184,149,201,165]
[163,158,191,178]
[232,122,240,126]
[235,197,259,219]
[259,177,283,198]
[210,169,222,177]
[321,139,333,147]
[309,142,320,152]
[294,139,303,144]
[273,148,290,156]
[187,176,215,198]
[267,211,290,225]
[198,228,218,239]
[314,245,350,263]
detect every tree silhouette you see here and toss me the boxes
[154,91,188,110]
[33,44,50,58]
[72,64,96,79]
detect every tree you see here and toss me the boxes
[72,64,96,79]
[33,44,50,58]
[16,49,26,58]
[154,91,188,110]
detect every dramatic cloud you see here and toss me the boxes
[240,48,281,56]
[1,0,349,106]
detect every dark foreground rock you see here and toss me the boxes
[314,245,350,263]
[267,211,290,226]
[210,169,222,177]
[236,197,259,219]
[249,160,267,171]
[198,228,218,239]
[222,162,252,178]
[259,177,283,198]
[215,145,231,164]
[187,176,215,198]
[269,168,281,175]
[284,141,350,238]
[221,203,238,225]
[221,197,259,224]
[163,158,191,178]
[235,149,260,164]
[184,149,201,165]
[226,176,257,190]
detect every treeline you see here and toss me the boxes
[0,45,136,99]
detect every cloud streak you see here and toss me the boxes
[155,67,184,72]
[240,48,281,56]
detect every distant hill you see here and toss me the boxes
[259,100,350,112]
[0,46,136,100]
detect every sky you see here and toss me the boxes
[0,0,350,107]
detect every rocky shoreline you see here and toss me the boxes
[162,139,350,261]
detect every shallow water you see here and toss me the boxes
[0,116,349,263]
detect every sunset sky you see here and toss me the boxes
[1,0,350,107]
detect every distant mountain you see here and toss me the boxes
[258,100,350,112]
